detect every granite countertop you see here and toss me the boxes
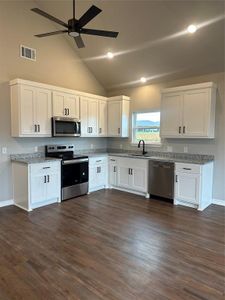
[108,153,214,165]
[11,152,62,165]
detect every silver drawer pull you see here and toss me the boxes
[96,160,102,162]
[110,159,116,161]
[43,167,51,169]
[183,167,192,170]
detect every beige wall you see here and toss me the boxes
[0,1,106,202]
[108,72,225,202]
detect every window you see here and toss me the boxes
[132,112,161,144]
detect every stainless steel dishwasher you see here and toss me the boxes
[149,160,175,200]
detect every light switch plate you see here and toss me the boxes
[34,146,38,152]
[90,144,94,149]
[184,146,188,153]
[2,147,7,154]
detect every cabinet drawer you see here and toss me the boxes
[89,156,107,166]
[175,163,201,174]
[30,162,60,175]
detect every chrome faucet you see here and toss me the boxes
[138,140,148,155]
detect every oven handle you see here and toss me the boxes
[62,158,88,165]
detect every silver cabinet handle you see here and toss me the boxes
[183,167,191,170]
[175,175,178,182]
[179,126,181,134]
[113,166,116,172]
[183,126,186,134]
[128,168,130,175]
[99,128,102,134]
[87,127,90,133]
[110,159,116,162]
[118,128,120,134]
[130,168,133,175]
[43,167,50,169]
[91,127,93,133]
[64,108,67,115]
[47,175,50,183]
[97,166,101,173]
[68,108,70,116]
[34,124,37,132]
[96,160,102,163]
[44,175,47,183]
[38,124,40,132]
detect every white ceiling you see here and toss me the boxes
[36,0,225,91]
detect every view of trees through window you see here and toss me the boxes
[133,112,161,144]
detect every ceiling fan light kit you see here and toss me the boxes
[31,0,119,48]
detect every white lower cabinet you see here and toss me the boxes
[12,161,61,211]
[174,162,213,211]
[109,156,149,198]
[88,156,108,192]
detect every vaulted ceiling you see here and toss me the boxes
[36,0,224,91]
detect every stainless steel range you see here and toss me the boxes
[45,145,88,201]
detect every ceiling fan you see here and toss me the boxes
[31,0,119,48]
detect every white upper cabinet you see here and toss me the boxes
[160,82,217,139]
[98,100,108,136]
[52,91,79,119]
[10,82,52,137]
[107,96,130,137]
[80,97,98,137]
[160,92,183,137]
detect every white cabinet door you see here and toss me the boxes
[30,174,46,204]
[89,166,96,190]
[88,99,98,136]
[183,89,210,137]
[160,93,183,137]
[52,92,65,117]
[117,165,130,189]
[131,167,147,193]
[98,100,107,136]
[80,97,89,136]
[108,101,121,136]
[64,94,80,119]
[109,159,117,186]
[175,172,200,204]
[46,172,60,201]
[80,97,98,136]
[20,85,35,135]
[35,88,52,136]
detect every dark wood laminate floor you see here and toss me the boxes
[0,190,224,300]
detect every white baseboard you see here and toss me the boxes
[0,199,14,208]
[212,199,225,207]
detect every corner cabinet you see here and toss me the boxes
[174,162,213,211]
[108,156,149,198]
[12,160,61,211]
[10,81,52,137]
[107,96,130,137]
[160,82,217,139]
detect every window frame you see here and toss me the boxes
[131,111,161,146]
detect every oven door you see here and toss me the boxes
[52,117,81,137]
[61,159,88,200]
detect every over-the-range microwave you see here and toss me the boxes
[52,117,81,137]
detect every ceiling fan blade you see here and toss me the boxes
[31,8,68,28]
[74,35,85,48]
[81,28,119,38]
[78,5,102,28]
[35,30,68,37]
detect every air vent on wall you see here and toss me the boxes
[20,45,36,61]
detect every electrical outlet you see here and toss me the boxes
[90,144,94,149]
[2,147,7,154]
[34,146,38,152]
[184,146,188,153]
[167,146,173,152]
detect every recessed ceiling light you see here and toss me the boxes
[107,52,114,59]
[187,24,197,33]
[140,77,147,83]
